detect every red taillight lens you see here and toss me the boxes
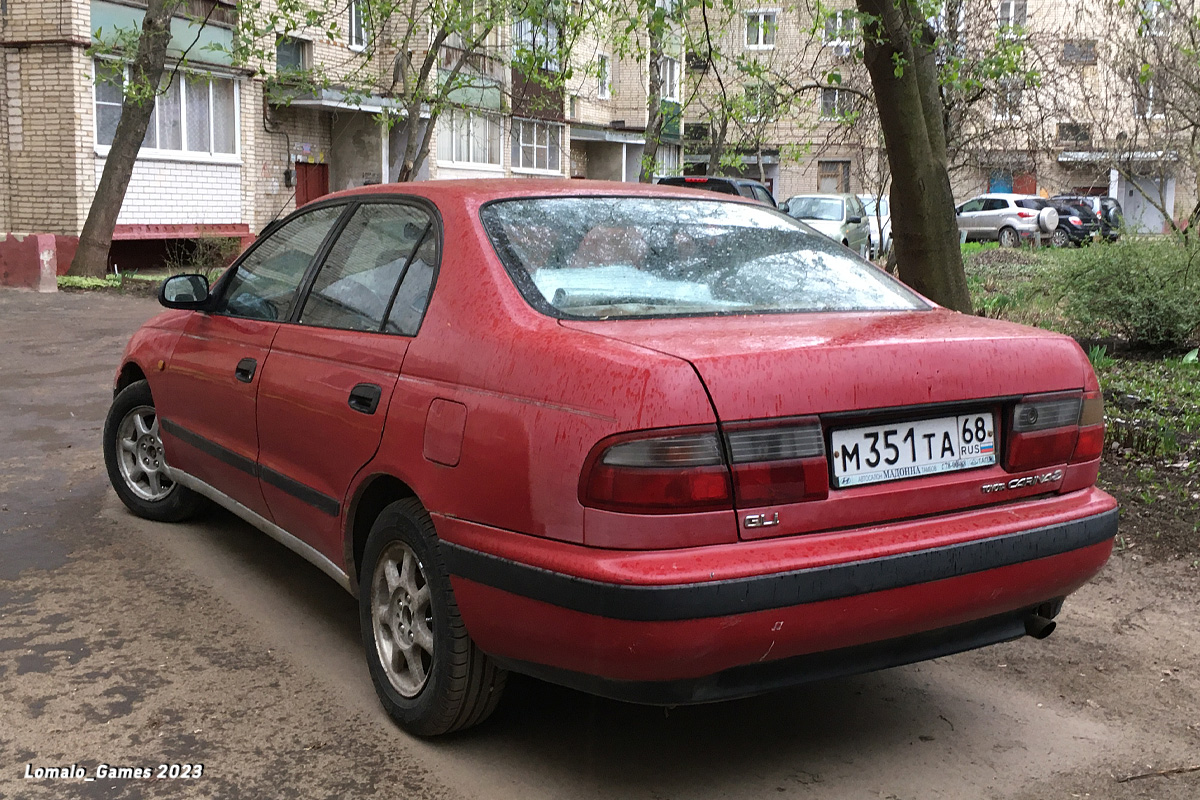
[1071,391,1105,462]
[1069,216,1083,227]
[1017,211,1035,219]
[1005,391,1104,472]
[582,428,732,513]
[725,419,827,505]
[580,419,830,514]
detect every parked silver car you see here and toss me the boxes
[781,194,872,258]
[956,194,1059,247]
[858,194,892,258]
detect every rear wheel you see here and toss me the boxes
[1050,228,1070,248]
[360,498,506,736]
[998,227,1019,248]
[103,380,206,522]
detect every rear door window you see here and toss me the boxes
[298,202,438,335]
[214,205,346,321]
[982,199,1008,211]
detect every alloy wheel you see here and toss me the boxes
[371,541,434,698]
[114,405,175,502]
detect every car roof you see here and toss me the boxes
[308,178,762,208]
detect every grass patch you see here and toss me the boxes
[1097,355,1200,462]
[58,275,123,290]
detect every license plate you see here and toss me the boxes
[830,413,996,488]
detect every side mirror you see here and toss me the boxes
[159,274,210,309]
[847,215,863,224]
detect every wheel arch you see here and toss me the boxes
[115,362,148,396]
[345,473,420,591]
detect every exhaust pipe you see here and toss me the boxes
[1024,614,1056,640]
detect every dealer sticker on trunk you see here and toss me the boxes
[830,413,996,488]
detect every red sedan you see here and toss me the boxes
[104,180,1116,736]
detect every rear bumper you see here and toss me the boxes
[436,488,1117,699]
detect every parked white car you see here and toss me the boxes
[859,195,892,258]
[781,194,872,258]
[956,194,1059,247]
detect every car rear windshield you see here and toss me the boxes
[1016,198,1050,210]
[658,178,740,195]
[480,197,928,319]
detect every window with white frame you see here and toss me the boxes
[511,118,562,172]
[94,59,238,157]
[349,0,368,50]
[819,87,853,119]
[1135,77,1165,117]
[276,36,312,75]
[1139,0,1169,36]
[997,0,1026,33]
[659,55,680,101]
[597,54,611,99]
[655,144,680,175]
[513,17,560,71]
[745,11,777,49]
[823,9,856,54]
[436,107,502,165]
[446,0,501,50]
[994,81,1022,119]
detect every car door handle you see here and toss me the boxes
[235,358,257,383]
[348,383,383,415]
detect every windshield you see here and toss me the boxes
[480,197,927,320]
[862,196,889,216]
[786,197,844,221]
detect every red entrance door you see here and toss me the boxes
[295,162,329,207]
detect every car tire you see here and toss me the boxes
[998,227,1019,248]
[359,497,507,737]
[103,379,207,522]
[1050,228,1070,248]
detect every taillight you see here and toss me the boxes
[581,418,829,514]
[725,417,828,506]
[1005,391,1104,472]
[582,427,731,513]
[1069,216,1083,227]
[1016,211,1035,219]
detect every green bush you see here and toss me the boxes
[1060,238,1200,348]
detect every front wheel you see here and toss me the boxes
[360,498,507,736]
[103,380,206,522]
[998,227,1020,248]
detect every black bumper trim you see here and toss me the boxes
[492,600,1062,705]
[442,508,1116,621]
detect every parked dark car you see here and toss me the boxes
[657,175,777,207]
[1048,201,1102,247]
[1052,195,1123,242]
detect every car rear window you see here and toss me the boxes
[658,178,740,195]
[480,197,928,319]
[1016,198,1049,210]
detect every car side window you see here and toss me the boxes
[982,199,1008,212]
[300,202,438,335]
[959,199,984,213]
[214,205,346,321]
[752,186,774,205]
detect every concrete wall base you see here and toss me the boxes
[0,234,79,291]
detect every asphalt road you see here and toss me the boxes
[1,290,1197,800]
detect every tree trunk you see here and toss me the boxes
[70,0,178,277]
[855,0,972,313]
[640,29,664,183]
[706,113,729,174]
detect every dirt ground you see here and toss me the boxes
[1,290,1197,800]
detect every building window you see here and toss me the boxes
[94,59,238,157]
[823,9,856,56]
[597,54,611,99]
[436,107,502,166]
[993,82,1022,119]
[1139,0,1169,36]
[745,82,776,120]
[511,118,563,172]
[997,0,1027,33]
[820,87,853,120]
[513,17,560,72]
[1061,39,1097,64]
[655,144,681,175]
[1056,122,1092,146]
[349,0,368,50]
[745,11,777,49]
[818,160,851,193]
[1135,78,1165,118]
[276,37,312,75]
[660,56,680,101]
